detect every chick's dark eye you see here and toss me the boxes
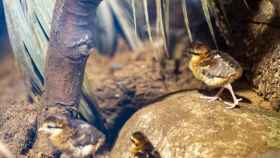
[131,139,136,144]
[189,51,199,55]
[47,125,58,129]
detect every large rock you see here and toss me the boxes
[227,0,280,101]
[111,91,280,158]
[243,0,280,102]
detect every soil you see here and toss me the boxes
[0,53,38,156]
[0,41,276,157]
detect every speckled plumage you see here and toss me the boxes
[189,49,242,87]
[129,131,160,158]
[189,45,243,87]
[39,115,105,158]
[189,42,243,108]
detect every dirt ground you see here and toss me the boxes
[0,40,277,157]
[0,52,38,156]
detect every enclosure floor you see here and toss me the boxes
[0,53,38,156]
[0,47,275,157]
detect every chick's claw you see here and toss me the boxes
[224,98,242,109]
[200,95,221,102]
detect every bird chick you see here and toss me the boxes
[129,131,160,158]
[38,115,105,158]
[188,42,243,108]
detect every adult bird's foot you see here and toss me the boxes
[224,98,242,109]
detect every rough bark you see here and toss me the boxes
[44,0,102,108]
[226,0,280,102]
[33,0,103,156]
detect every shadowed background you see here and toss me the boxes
[0,0,10,56]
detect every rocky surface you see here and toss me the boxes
[0,42,277,158]
[2,1,280,155]
[84,41,204,143]
[227,0,280,102]
[111,91,280,158]
[245,0,280,102]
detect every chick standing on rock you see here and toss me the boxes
[129,131,160,158]
[38,115,105,158]
[188,42,243,108]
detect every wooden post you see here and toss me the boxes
[44,0,102,113]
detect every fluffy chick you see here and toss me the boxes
[129,131,160,158]
[188,42,243,108]
[38,115,105,158]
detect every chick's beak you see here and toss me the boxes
[38,125,50,133]
[38,126,54,135]
[38,127,46,133]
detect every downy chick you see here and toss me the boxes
[189,42,243,108]
[129,131,160,158]
[39,115,105,158]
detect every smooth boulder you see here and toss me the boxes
[111,91,280,158]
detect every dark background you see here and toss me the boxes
[0,0,10,55]
[0,0,5,37]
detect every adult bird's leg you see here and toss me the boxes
[35,0,104,156]
[200,87,224,102]
[223,84,242,109]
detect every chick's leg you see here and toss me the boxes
[200,87,224,102]
[223,84,242,108]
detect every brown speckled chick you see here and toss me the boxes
[188,42,243,108]
[129,131,160,158]
[39,115,105,158]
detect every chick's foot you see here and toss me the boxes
[200,87,225,102]
[224,98,242,109]
[223,84,242,109]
